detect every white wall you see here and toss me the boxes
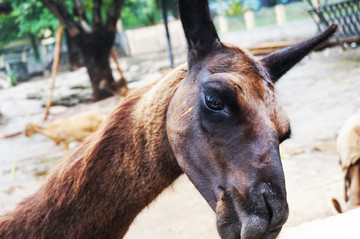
[124,20,186,56]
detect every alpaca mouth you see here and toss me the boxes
[215,187,288,239]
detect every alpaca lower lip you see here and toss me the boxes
[240,217,281,239]
[216,216,282,239]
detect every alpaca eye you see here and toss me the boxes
[204,94,224,111]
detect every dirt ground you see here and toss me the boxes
[0,46,359,238]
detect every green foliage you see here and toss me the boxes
[226,0,247,16]
[0,12,18,46]
[9,71,16,86]
[0,0,173,47]
[16,1,59,37]
[0,0,59,47]
[121,0,162,30]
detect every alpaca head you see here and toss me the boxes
[165,1,337,238]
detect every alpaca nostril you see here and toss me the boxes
[216,188,241,239]
[263,193,274,224]
[263,190,289,232]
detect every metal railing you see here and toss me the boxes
[307,0,360,42]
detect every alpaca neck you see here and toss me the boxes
[0,65,188,238]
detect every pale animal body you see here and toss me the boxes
[25,111,105,151]
[337,112,360,208]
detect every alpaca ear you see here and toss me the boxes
[261,24,338,83]
[178,0,221,67]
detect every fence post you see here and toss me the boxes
[160,0,174,68]
[125,30,136,56]
[21,53,27,63]
[311,0,321,22]
[275,4,287,26]
[0,56,4,68]
[217,0,228,33]
[218,16,229,33]
[117,19,123,32]
[41,44,48,59]
[44,24,63,121]
[244,10,255,30]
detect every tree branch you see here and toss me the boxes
[40,0,80,36]
[0,2,12,15]
[92,0,103,30]
[73,0,91,32]
[73,0,85,18]
[105,0,125,32]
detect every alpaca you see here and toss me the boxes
[25,111,105,152]
[0,0,336,238]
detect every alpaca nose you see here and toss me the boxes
[262,184,289,232]
[238,184,288,239]
[216,185,288,239]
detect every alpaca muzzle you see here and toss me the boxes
[216,185,288,239]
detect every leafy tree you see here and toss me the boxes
[0,0,178,101]
[121,0,161,30]
[226,0,247,16]
[0,0,174,46]
[120,0,178,30]
[35,0,127,101]
[0,1,59,62]
[0,10,18,47]
[14,1,59,38]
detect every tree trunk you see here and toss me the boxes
[79,30,118,101]
[39,0,127,102]
[87,57,116,101]
[65,28,84,71]
[29,34,40,62]
[0,3,12,14]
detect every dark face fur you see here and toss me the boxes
[167,1,337,238]
[167,46,290,239]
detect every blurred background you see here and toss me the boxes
[0,0,332,87]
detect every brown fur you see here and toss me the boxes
[0,66,187,238]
